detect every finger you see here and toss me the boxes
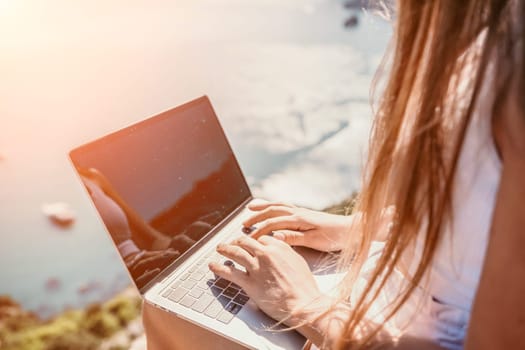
[216,243,257,271]
[231,236,265,256]
[272,230,306,247]
[242,205,293,227]
[208,262,247,288]
[258,234,288,247]
[250,217,302,239]
[247,201,294,211]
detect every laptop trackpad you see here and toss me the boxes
[236,300,307,350]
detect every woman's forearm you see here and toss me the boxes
[295,297,351,349]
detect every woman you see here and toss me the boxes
[209,1,525,349]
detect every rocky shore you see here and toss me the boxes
[0,288,143,350]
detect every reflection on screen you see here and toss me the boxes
[70,97,250,289]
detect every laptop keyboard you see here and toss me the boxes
[162,249,250,324]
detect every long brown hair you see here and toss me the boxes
[333,1,524,348]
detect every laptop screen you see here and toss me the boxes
[70,96,251,290]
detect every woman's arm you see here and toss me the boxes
[297,301,447,350]
[244,202,395,252]
[244,201,356,252]
[465,94,525,349]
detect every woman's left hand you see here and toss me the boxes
[209,235,328,326]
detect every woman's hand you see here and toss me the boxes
[209,235,330,327]
[244,202,354,252]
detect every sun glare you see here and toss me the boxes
[0,0,16,20]
[0,0,10,10]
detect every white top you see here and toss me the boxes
[354,68,501,349]
[428,98,500,299]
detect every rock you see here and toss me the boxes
[45,277,62,292]
[0,295,38,321]
[41,202,76,228]
[0,295,40,332]
[344,14,359,28]
[84,311,121,338]
[41,331,101,350]
[0,295,20,309]
[0,289,142,350]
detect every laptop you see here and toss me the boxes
[69,96,311,349]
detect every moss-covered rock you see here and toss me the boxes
[105,294,142,326]
[43,330,100,350]
[0,288,141,350]
[83,310,121,338]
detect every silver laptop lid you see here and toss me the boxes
[69,96,251,292]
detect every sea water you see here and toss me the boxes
[0,0,391,318]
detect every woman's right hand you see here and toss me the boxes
[243,202,355,252]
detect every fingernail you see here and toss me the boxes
[242,226,255,234]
